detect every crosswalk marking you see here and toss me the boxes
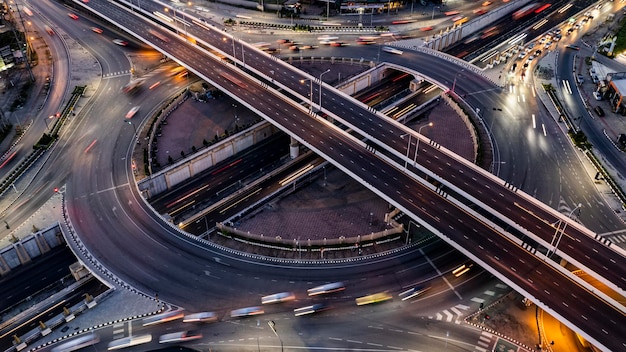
[450,306,463,316]
[471,297,485,303]
[484,290,495,296]
[495,283,508,289]
[481,331,493,338]
[443,310,454,322]
[103,71,132,79]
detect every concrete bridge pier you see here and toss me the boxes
[290,136,300,159]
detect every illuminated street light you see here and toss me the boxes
[414,122,434,164]
[300,78,313,112]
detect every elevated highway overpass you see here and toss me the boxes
[74,0,626,350]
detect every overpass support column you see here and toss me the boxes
[290,136,300,159]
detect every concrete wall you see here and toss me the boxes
[337,64,396,96]
[424,0,533,50]
[138,122,280,199]
[0,224,63,276]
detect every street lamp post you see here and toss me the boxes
[451,70,464,94]
[268,321,283,352]
[400,133,411,168]
[432,6,440,20]
[223,36,237,65]
[547,203,582,258]
[318,69,331,111]
[414,122,433,164]
[300,78,313,112]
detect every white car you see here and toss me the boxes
[261,292,295,304]
[113,39,128,46]
[230,306,264,318]
[593,91,602,100]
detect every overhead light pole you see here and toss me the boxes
[300,78,313,112]
[451,69,464,94]
[432,6,440,20]
[400,133,412,168]
[268,320,283,352]
[318,69,331,111]
[548,203,582,258]
[414,122,433,164]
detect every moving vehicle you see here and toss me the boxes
[576,74,584,84]
[399,285,431,301]
[512,3,540,20]
[566,44,580,50]
[452,16,468,25]
[159,331,203,343]
[45,26,54,35]
[148,29,170,42]
[355,292,392,306]
[382,47,403,55]
[261,292,296,304]
[230,306,264,317]
[125,106,140,119]
[51,334,100,352]
[307,282,345,296]
[91,27,103,34]
[122,78,145,94]
[594,106,605,117]
[68,13,79,20]
[317,35,338,42]
[142,310,184,326]
[107,334,152,350]
[294,303,329,316]
[113,39,128,46]
[183,311,218,323]
[22,6,33,16]
[593,91,602,101]
[452,263,473,277]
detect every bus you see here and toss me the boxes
[51,334,100,352]
[107,334,152,350]
[142,310,185,327]
[355,292,392,306]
